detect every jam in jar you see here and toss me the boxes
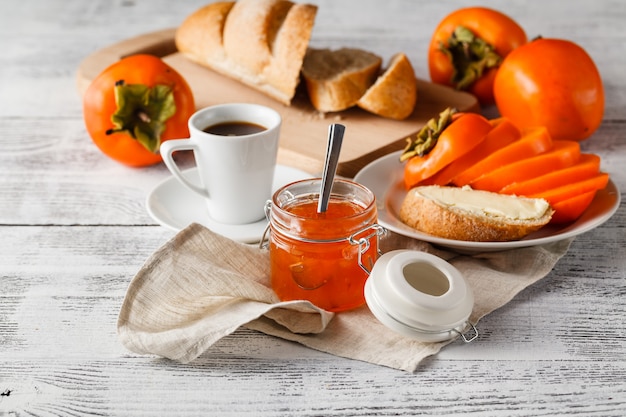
[266,179,385,312]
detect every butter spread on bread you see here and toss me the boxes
[399,185,553,242]
[175,0,317,105]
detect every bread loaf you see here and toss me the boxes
[175,0,317,105]
[399,186,553,242]
[301,48,382,112]
[357,53,418,120]
[176,2,418,118]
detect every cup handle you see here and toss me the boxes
[160,139,209,199]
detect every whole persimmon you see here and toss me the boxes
[428,7,527,105]
[83,54,196,167]
[494,38,604,141]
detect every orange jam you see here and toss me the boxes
[267,179,382,312]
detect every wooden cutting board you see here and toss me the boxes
[76,28,479,177]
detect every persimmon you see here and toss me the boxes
[428,7,527,105]
[500,153,601,196]
[83,54,196,167]
[494,38,604,141]
[401,108,492,189]
[550,190,598,224]
[452,126,553,186]
[470,140,581,192]
[529,173,609,205]
[423,117,521,186]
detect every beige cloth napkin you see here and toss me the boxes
[118,223,572,372]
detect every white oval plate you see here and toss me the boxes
[146,165,312,243]
[354,151,621,252]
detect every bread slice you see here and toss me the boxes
[301,48,382,112]
[175,0,317,105]
[357,53,418,120]
[399,186,553,242]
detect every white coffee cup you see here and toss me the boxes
[160,103,281,225]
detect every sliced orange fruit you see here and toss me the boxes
[452,126,553,186]
[423,117,521,186]
[500,153,601,196]
[550,190,598,224]
[470,140,581,192]
[530,173,609,206]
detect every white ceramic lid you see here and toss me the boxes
[364,250,476,343]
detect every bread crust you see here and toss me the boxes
[263,3,318,99]
[175,0,317,105]
[175,2,234,64]
[301,48,382,112]
[399,187,553,242]
[357,53,418,120]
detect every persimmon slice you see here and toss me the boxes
[550,190,598,224]
[452,126,553,186]
[470,140,581,192]
[500,153,601,196]
[529,173,609,206]
[423,117,521,186]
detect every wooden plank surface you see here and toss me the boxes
[1,0,625,416]
[75,29,479,177]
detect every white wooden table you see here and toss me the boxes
[1,0,625,415]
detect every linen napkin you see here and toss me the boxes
[118,223,572,372]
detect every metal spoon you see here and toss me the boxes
[317,123,345,213]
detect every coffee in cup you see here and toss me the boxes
[160,103,281,225]
[202,121,266,136]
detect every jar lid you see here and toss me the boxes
[364,250,477,343]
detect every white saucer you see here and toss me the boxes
[354,151,621,253]
[146,165,313,243]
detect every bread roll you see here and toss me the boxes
[357,53,418,120]
[176,0,317,105]
[399,186,553,242]
[301,48,382,112]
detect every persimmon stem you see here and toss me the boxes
[400,107,458,161]
[440,26,502,91]
[106,79,176,153]
[137,111,151,124]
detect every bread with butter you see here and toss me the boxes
[175,0,317,105]
[399,186,553,242]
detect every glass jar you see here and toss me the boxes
[265,179,385,312]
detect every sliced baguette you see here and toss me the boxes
[175,2,234,65]
[175,0,317,105]
[357,53,418,120]
[399,186,553,242]
[301,47,382,112]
